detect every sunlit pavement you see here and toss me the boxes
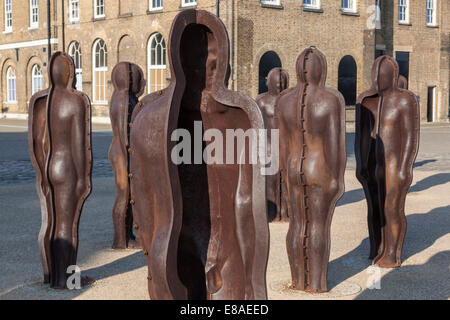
[0,118,448,300]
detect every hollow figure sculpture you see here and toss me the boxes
[28,52,92,288]
[256,67,290,222]
[109,62,145,249]
[128,9,269,300]
[355,55,419,268]
[277,47,346,293]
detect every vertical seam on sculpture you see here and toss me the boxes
[299,49,311,288]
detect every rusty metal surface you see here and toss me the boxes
[276,47,346,293]
[398,74,408,89]
[109,62,145,249]
[355,55,420,268]
[28,52,92,288]
[129,9,268,300]
[256,68,289,222]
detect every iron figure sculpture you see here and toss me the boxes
[129,9,269,300]
[256,67,290,222]
[355,55,420,268]
[277,47,346,293]
[109,62,145,249]
[28,52,92,288]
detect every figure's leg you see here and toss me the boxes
[51,179,78,289]
[280,170,289,222]
[286,161,306,290]
[374,167,408,268]
[306,182,340,293]
[112,192,129,249]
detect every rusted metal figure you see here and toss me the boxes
[398,74,408,89]
[355,56,419,268]
[28,52,92,288]
[256,67,289,222]
[277,47,346,292]
[129,9,269,300]
[109,62,145,249]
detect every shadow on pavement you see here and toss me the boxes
[355,250,450,300]
[409,173,450,193]
[328,205,450,293]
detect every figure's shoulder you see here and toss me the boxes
[277,87,296,104]
[29,89,50,107]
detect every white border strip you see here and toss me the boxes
[0,38,59,51]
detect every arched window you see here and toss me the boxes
[69,41,82,91]
[147,33,167,93]
[31,64,43,95]
[6,66,16,102]
[258,51,282,94]
[338,55,357,106]
[93,39,107,103]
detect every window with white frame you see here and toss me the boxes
[376,0,381,23]
[150,0,163,11]
[93,39,108,103]
[6,66,16,102]
[426,0,437,26]
[31,64,43,95]
[341,0,356,12]
[4,0,12,32]
[181,0,196,7]
[398,0,409,23]
[29,0,38,28]
[303,0,320,9]
[261,0,280,5]
[68,41,83,91]
[94,0,105,18]
[70,0,80,22]
[147,33,167,93]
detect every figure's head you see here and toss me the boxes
[267,67,289,95]
[398,74,408,89]
[168,9,230,91]
[112,62,146,97]
[372,55,399,93]
[49,52,73,88]
[296,47,327,86]
[130,63,146,97]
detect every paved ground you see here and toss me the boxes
[0,119,449,300]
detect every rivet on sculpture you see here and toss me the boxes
[277,47,346,293]
[128,9,269,300]
[355,55,420,268]
[28,52,92,288]
[109,62,145,249]
[256,67,290,222]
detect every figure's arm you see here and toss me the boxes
[399,96,420,182]
[72,97,91,197]
[355,101,372,182]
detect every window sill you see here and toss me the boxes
[261,4,283,10]
[147,8,163,14]
[341,10,359,17]
[426,24,439,28]
[5,101,18,104]
[68,19,80,24]
[303,7,323,13]
[28,25,39,30]
[180,5,197,9]
[398,22,412,26]
[118,13,133,18]
[92,102,108,106]
[93,16,106,22]
[3,30,12,34]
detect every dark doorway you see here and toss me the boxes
[338,55,357,106]
[427,86,436,122]
[395,51,410,80]
[258,51,282,94]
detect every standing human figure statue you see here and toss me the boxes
[109,62,145,249]
[28,52,92,288]
[256,67,289,222]
[355,55,419,268]
[398,74,408,89]
[277,47,346,293]
[128,9,269,300]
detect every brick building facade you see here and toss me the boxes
[0,0,448,122]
